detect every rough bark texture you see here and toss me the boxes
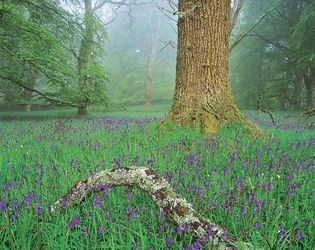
[77,0,93,115]
[166,0,258,134]
[51,167,250,249]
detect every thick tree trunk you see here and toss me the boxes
[166,0,258,134]
[77,0,93,115]
[51,167,251,249]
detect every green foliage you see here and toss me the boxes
[0,0,109,110]
[230,0,314,111]
[291,2,315,68]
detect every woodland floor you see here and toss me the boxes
[0,105,314,250]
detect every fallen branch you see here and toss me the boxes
[301,108,315,119]
[50,167,250,249]
[257,93,275,125]
[300,108,315,129]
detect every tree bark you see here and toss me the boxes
[77,0,94,115]
[51,166,251,249]
[166,0,258,134]
[304,67,315,109]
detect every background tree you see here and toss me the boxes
[104,0,176,106]
[0,0,110,113]
[230,0,315,111]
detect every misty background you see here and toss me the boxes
[1,0,314,111]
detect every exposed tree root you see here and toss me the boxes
[50,167,252,249]
[159,109,263,139]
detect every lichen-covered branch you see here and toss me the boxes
[51,167,249,249]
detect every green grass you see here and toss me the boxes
[0,106,314,250]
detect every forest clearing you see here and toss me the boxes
[1,0,315,249]
[0,106,314,249]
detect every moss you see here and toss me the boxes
[165,187,177,198]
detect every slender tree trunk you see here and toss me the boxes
[166,0,258,134]
[23,88,33,112]
[144,39,157,106]
[292,70,302,110]
[77,0,94,115]
[144,19,160,106]
[256,54,264,110]
[23,72,36,112]
[304,67,315,109]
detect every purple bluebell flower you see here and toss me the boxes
[165,172,173,182]
[132,242,140,249]
[23,192,35,207]
[70,159,76,167]
[126,191,132,201]
[147,158,156,165]
[230,150,237,162]
[295,230,304,241]
[68,215,81,229]
[126,206,132,215]
[186,154,196,166]
[159,207,166,217]
[36,203,43,216]
[93,196,102,209]
[264,181,272,192]
[254,222,263,230]
[165,237,173,245]
[286,172,294,180]
[6,180,14,192]
[0,200,7,212]
[98,226,106,234]
[195,165,201,173]
[10,200,20,208]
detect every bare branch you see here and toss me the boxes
[93,0,153,12]
[229,8,276,52]
[231,0,244,33]
[0,75,79,108]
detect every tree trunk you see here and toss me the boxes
[145,30,158,106]
[256,54,265,110]
[77,0,93,115]
[166,0,257,134]
[304,67,315,109]
[292,70,303,110]
[23,72,36,112]
[23,89,33,112]
[145,13,161,106]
